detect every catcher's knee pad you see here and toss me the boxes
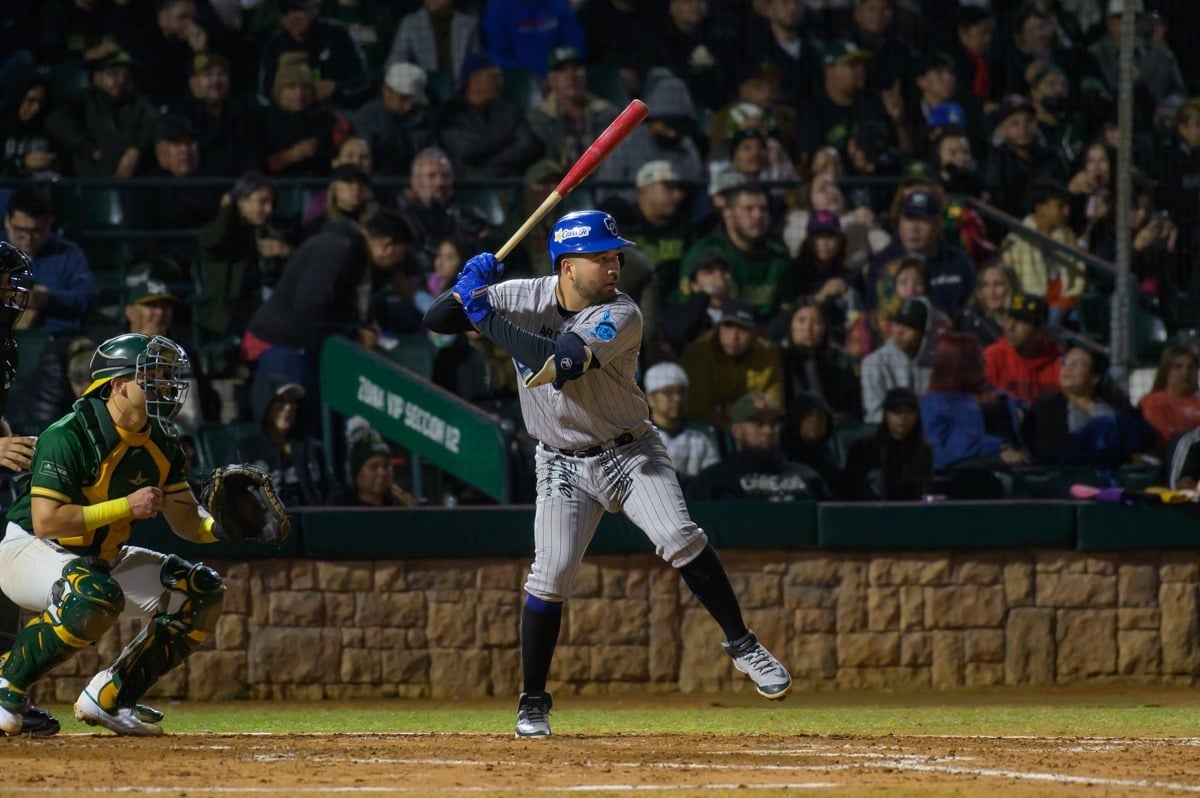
[53,557,125,644]
[159,555,225,636]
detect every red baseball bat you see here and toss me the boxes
[495,99,649,262]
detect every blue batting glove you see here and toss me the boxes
[461,252,504,284]
[452,271,492,325]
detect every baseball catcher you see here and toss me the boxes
[200,464,291,544]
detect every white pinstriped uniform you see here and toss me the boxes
[488,277,708,602]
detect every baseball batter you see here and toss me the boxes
[425,210,791,738]
[0,333,226,737]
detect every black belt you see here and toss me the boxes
[545,431,638,458]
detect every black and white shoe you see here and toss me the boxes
[723,630,792,700]
[20,706,60,738]
[515,691,552,738]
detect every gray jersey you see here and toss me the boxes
[489,277,648,450]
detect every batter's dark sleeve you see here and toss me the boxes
[477,313,556,372]
[423,290,475,334]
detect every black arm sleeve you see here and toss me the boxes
[478,313,554,371]
[423,290,474,334]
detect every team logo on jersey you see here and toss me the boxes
[553,225,591,243]
[39,461,69,480]
[559,356,573,371]
[130,470,148,486]
[592,309,617,341]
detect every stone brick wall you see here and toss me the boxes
[35,548,1200,704]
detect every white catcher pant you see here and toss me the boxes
[0,522,187,619]
[526,431,708,602]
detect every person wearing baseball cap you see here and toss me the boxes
[679,298,786,432]
[983,93,1070,216]
[529,44,618,170]
[1000,179,1086,322]
[685,390,830,502]
[258,0,371,108]
[859,296,935,422]
[349,62,436,177]
[163,52,258,178]
[982,291,1063,407]
[643,361,720,480]
[794,35,891,159]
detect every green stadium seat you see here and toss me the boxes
[80,187,124,230]
[383,333,435,380]
[501,67,543,113]
[586,64,631,107]
[195,421,256,472]
[829,420,876,470]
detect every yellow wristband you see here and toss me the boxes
[80,497,132,532]
[197,515,219,544]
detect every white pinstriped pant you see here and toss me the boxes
[525,432,708,602]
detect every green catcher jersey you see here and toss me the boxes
[8,397,190,559]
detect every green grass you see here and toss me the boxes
[39,690,1200,737]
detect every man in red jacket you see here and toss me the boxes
[983,292,1061,407]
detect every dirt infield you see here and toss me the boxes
[4,726,1200,796]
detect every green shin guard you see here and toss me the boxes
[0,558,123,703]
[108,556,224,708]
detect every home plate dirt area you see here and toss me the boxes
[3,731,1200,796]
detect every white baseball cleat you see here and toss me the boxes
[74,671,163,737]
[723,630,793,700]
[515,691,553,738]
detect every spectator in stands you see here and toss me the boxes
[301,163,377,241]
[794,39,894,167]
[1001,180,1087,323]
[121,0,210,107]
[197,172,288,342]
[680,299,785,433]
[713,129,790,227]
[740,0,821,110]
[1090,0,1186,108]
[1068,140,1115,252]
[37,0,133,64]
[45,44,159,178]
[233,377,338,506]
[782,172,890,273]
[349,61,436,177]
[956,261,1017,347]
[870,256,936,345]
[577,0,647,96]
[437,52,543,179]
[0,73,60,178]
[1138,343,1200,455]
[661,253,733,359]
[860,296,935,423]
[843,386,934,501]
[1029,62,1084,168]
[165,53,259,177]
[528,46,617,167]
[780,298,862,423]
[951,6,999,112]
[263,54,351,178]
[643,361,720,481]
[790,211,866,353]
[680,184,792,321]
[432,330,521,420]
[395,146,493,275]
[865,190,975,318]
[5,334,94,438]
[1022,344,1152,468]
[631,0,735,114]
[685,391,830,502]
[599,160,693,307]
[499,159,563,278]
[781,390,838,486]
[1167,425,1200,491]
[482,0,585,78]
[593,72,705,202]
[321,0,397,78]
[1,187,98,337]
[302,136,375,227]
[258,0,371,109]
[371,234,434,338]
[426,233,470,300]
[387,0,481,80]
[983,94,1070,217]
[332,431,409,507]
[1153,99,1200,265]
[908,52,962,160]
[994,4,1079,99]
[921,331,1029,474]
[983,292,1062,408]
[243,211,409,416]
[849,0,915,95]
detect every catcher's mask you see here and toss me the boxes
[0,242,33,391]
[83,333,190,431]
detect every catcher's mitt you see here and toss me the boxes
[200,464,291,544]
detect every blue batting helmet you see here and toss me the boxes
[547,210,635,270]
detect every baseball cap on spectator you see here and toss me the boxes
[997,94,1036,123]
[708,168,747,198]
[807,210,842,235]
[916,51,955,78]
[459,52,497,91]
[525,159,563,185]
[87,46,138,72]
[927,102,966,130]
[157,114,195,143]
[1030,62,1067,90]
[279,0,319,11]
[348,434,392,481]
[125,266,180,307]
[730,128,767,152]
[718,299,756,329]
[385,62,427,103]
[644,70,697,124]
[273,383,307,405]
[882,386,920,414]
[1008,292,1049,324]
[643,362,689,394]
[547,46,584,72]
[190,53,230,75]
[901,190,942,220]
[731,392,784,424]
[330,163,369,185]
[892,297,929,331]
[823,39,871,67]
[1106,0,1143,16]
[636,160,682,188]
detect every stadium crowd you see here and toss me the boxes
[2,0,1200,505]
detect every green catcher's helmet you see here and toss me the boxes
[84,333,190,429]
